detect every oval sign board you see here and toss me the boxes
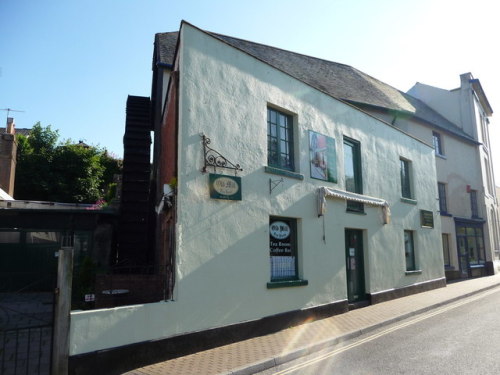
[270,221,290,240]
[213,176,239,196]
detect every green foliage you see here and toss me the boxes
[15,122,122,203]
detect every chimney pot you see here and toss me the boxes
[6,118,15,135]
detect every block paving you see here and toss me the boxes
[123,274,500,375]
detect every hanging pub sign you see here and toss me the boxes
[420,210,434,228]
[209,173,242,201]
[269,219,293,256]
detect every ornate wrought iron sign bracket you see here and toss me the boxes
[201,134,242,175]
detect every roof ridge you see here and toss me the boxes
[156,25,477,144]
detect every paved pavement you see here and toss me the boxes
[123,274,500,375]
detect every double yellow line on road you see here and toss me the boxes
[271,286,500,375]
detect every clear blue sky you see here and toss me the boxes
[1,0,499,178]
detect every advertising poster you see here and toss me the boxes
[309,131,337,183]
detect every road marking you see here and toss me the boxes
[270,286,500,375]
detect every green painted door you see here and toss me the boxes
[345,229,366,303]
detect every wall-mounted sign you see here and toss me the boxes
[270,220,292,256]
[309,130,337,183]
[420,210,434,228]
[209,173,242,200]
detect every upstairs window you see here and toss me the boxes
[484,157,494,195]
[480,114,489,149]
[438,182,448,214]
[343,137,363,212]
[433,132,444,156]
[400,158,413,199]
[470,189,479,218]
[267,108,294,171]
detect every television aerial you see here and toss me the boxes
[1,108,25,125]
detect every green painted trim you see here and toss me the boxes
[405,270,422,275]
[265,166,304,180]
[400,197,417,205]
[345,208,366,215]
[267,279,308,289]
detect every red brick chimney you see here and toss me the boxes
[0,117,17,196]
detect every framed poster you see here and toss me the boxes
[309,130,337,183]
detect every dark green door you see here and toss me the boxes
[345,229,366,303]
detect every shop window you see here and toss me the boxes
[269,217,298,281]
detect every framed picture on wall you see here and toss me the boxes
[309,130,337,183]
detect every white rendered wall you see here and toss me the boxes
[408,83,465,133]
[70,24,443,356]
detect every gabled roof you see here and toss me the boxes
[155,28,476,144]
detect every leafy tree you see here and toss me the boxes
[15,122,122,204]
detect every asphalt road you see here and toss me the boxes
[255,287,500,375]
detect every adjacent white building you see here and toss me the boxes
[407,76,499,278]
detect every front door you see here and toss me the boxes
[345,229,366,303]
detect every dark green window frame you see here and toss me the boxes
[400,158,412,199]
[343,137,363,212]
[269,216,298,282]
[404,230,416,271]
[267,108,295,171]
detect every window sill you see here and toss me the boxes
[440,212,452,217]
[469,264,485,269]
[346,209,366,215]
[265,166,304,180]
[435,153,447,160]
[267,279,308,289]
[400,197,417,205]
[405,270,422,275]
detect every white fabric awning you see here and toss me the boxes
[318,187,391,224]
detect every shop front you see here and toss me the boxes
[455,219,487,278]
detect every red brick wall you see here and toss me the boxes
[159,71,178,189]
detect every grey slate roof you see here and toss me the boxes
[155,30,476,143]
[155,32,179,68]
